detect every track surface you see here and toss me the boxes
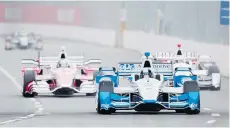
[0,39,229,127]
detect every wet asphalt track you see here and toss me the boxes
[0,39,229,127]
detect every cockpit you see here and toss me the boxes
[140,68,153,78]
[57,59,70,68]
[60,53,66,59]
[143,60,151,68]
[19,32,27,37]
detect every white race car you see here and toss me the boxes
[21,47,101,97]
[96,60,201,114]
[154,44,221,91]
[5,31,43,50]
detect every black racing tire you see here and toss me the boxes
[185,98,200,115]
[208,66,221,91]
[99,81,114,93]
[183,81,199,93]
[210,84,221,91]
[86,92,96,96]
[22,70,36,97]
[134,74,139,81]
[155,74,161,81]
[175,110,185,113]
[183,81,200,115]
[97,81,114,114]
[5,47,12,51]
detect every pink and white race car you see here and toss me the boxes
[21,48,101,97]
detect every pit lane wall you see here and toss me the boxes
[0,2,228,77]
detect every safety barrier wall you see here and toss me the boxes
[0,2,228,76]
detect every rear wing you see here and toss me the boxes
[22,57,102,70]
[155,52,199,60]
[39,56,84,65]
[117,62,173,77]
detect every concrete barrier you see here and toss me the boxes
[1,23,228,77]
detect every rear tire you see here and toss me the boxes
[210,77,221,91]
[175,110,185,113]
[134,75,139,81]
[155,74,161,81]
[86,92,96,96]
[22,70,36,97]
[210,86,221,91]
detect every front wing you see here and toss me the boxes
[98,91,200,111]
[29,80,96,94]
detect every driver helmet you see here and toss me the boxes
[141,68,151,78]
[57,59,70,68]
[20,28,27,36]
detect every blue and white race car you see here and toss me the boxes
[95,64,200,115]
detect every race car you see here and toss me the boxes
[5,30,43,50]
[154,44,221,91]
[195,55,221,90]
[95,64,200,115]
[21,47,101,97]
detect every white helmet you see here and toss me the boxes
[57,59,69,68]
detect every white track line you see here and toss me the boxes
[206,120,216,124]
[212,113,220,117]
[0,66,45,125]
[203,108,212,111]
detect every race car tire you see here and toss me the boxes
[5,47,12,50]
[183,81,199,93]
[97,81,114,114]
[155,74,161,81]
[134,74,139,81]
[210,81,221,91]
[5,43,12,50]
[99,81,114,93]
[22,70,36,98]
[183,81,200,114]
[185,99,200,115]
[175,110,185,113]
[208,66,221,91]
[86,92,96,96]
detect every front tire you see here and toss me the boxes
[210,80,221,91]
[96,81,114,114]
[22,70,36,97]
[183,81,200,115]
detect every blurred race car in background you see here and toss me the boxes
[21,46,101,97]
[195,55,221,90]
[154,44,221,91]
[5,30,43,50]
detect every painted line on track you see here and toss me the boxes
[211,113,220,117]
[206,120,216,124]
[203,108,212,111]
[0,66,46,125]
